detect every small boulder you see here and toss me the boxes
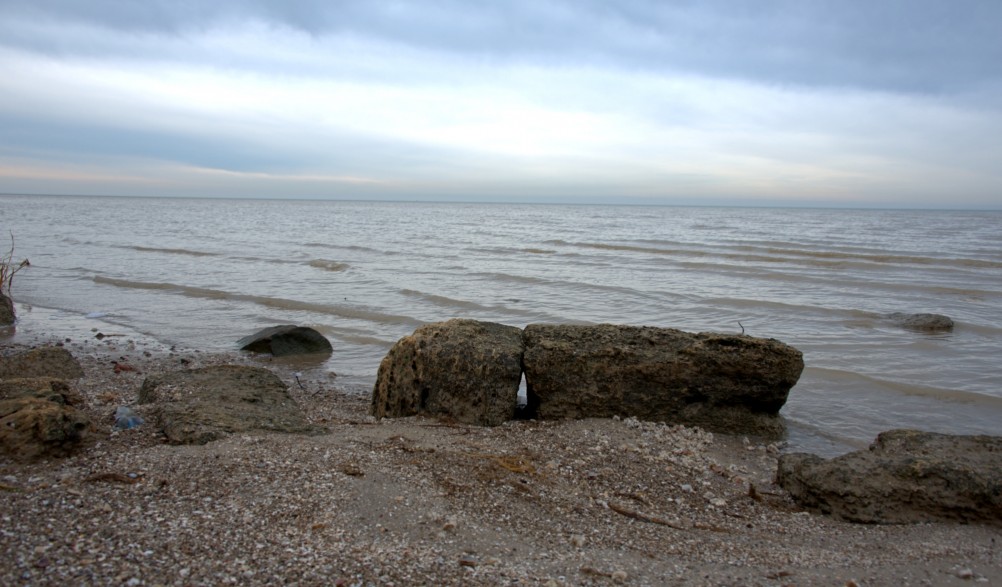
[886,312,954,332]
[522,324,803,436]
[777,429,1002,524]
[0,397,91,461]
[0,346,85,380]
[138,365,316,445]
[371,319,524,426]
[238,325,333,357]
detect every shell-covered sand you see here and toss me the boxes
[2,326,1000,586]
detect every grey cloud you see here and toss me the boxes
[3,0,1000,94]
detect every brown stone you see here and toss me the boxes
[522,324,803,436]
[371,319,524,426]
[777,429,1002,524]
[0,292,13,326]
[0,397,91,461]
[0,377,84,406]
[0,346,84,380]
[138,365,316,445]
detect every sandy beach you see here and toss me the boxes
[2,321,1000,586]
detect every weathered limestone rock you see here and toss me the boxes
[777,429,1002,524]
[237,325,333,357]
[0,346,84,380]
[0,292,13,326]
[0,397,91,461]
[522,324,803,436]
[371,319,523,426]
[886,312,954,332]
[0,377,84,406]
[138,365,316,445]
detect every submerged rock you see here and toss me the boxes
[886,312,954,332]
[138,365,316,445]
[777,429,1002,524]
[238,325,333,357]
[371,319,523,426]
[522,324,803,437]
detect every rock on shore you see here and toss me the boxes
[371,319,523,426]
[777,429,1002,524]
[0,292,13,326]
[523,324,803,436]
[138,365,317,445]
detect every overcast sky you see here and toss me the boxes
[2,1,1001,208]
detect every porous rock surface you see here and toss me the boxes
[0,345,84,380]
[0,346,90,461]
[237,324,333,357]
[138,365,316,445]
[0,397,91,461]
[886,312,954,332]
[522,324,803,436]
[777,429,1002,524]
[371,319,523,426]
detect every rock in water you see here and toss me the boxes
[237,325,333,357]
[0,346,84,380]
[0,292,13,326]
[521,324,803,436]
[371,319,523,426]
[886,312,954,332]
[777,429,1002,524]
[138,365,316,444]
[0,397,91,461]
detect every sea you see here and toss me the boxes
[2,194,1000,456]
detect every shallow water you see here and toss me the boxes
[3,195,1000,455]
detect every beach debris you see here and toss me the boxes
[113,406,144,430]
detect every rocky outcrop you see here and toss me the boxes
[0,397,91,461]
[0,346,84,380]
[886,312,954,332]
[372,319,523,426]
[0,292,13,326]
[0,347,90,460]
[0,377,84,406]
[238,325,333,357]
[138,365,316,445]
[777,429,1002,524]
[522,324,803,436]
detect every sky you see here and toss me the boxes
[1,1,1001,208]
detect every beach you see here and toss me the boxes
[2,321,1000,586]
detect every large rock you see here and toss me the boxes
[238,325,333,357]
[777,429,1002,524]
[371,319,524,426]
[886,312,954,332]
[0,292,13,326]
[0,397,91,461]
[0,346,84,380]
[522,324,803,436]
[138,365,316,445]
[0,377,84,406]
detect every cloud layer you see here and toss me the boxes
[2,0,1001,207]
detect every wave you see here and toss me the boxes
[92,276,421,326]
[400,289,492,312]
[308,259,350,272]
[806,367,1002,407]
[123,245,219,257]
[545,239,1002,272]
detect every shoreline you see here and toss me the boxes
[3,322,1002,585]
